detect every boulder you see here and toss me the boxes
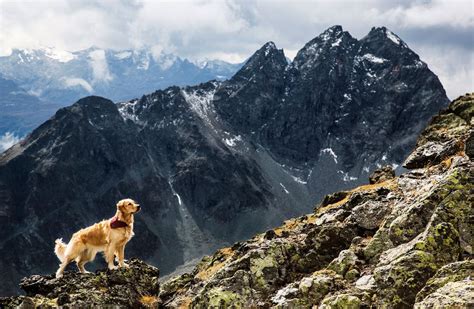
[0,259,160,308]
[368,166,395,184]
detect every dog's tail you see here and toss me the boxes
[54,238,67,262]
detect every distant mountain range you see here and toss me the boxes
[0,47,242,139]
[0,25,449,296]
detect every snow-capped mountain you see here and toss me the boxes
[0,26,449,295]
[0,47,242,137]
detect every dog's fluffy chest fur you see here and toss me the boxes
[109,224,134,244]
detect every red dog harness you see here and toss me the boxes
[110,217,128,229]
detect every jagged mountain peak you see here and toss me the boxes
[231,41,287,82]
[365,26,408,48]
[358,26,421,68]
[321,24,344,38]
[291,25,357,70]
[261,41,278,52]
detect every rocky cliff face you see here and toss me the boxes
[0,26,449,296]
[160,94,473,308]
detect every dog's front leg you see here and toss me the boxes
[105,244,117,270]
[117,244,129,268]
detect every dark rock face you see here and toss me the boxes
[0,259,160,308]
[0,26,449,296]
[466,130,474,159]
[159,94,473,308]
[218,26,448,169]
[369,166,395,184]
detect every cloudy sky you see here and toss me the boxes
[0,0,472,98]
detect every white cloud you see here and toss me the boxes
[376,0,474,29]
[0,0,472,97]
[88,49,113,83]
[63,77,94,93]
[416,46,474,99]
[0,132,20,152]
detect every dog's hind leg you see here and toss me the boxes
[56,257,73,278]
[56,240,84,278]
[76,249,95,273]
[77,260,87,273]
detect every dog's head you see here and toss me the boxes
[117,198,141,215]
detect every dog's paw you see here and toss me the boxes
[55,272,64,278]
[108,265,118,270]
[120,262,130,268]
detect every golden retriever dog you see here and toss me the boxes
[54,198,140,278]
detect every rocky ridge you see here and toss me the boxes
[160,93,473,308]
[0,259,160,308]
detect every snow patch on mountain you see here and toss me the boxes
[43,47,76,63]
[331,37,343,47]
[338,170,358,182]
[118,99,143,125]
[362,53,387,64]
[114,51,132,60]
[385,29,401,45]
[181,87,217,124]
[321,148,338,163]
[280,183,289,194]
[224,135,242,147]
[291,175,307,185]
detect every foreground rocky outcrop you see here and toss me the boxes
[0,259,160,308]
[160,94,473,308]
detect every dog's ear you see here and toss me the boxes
[116,200,125,212]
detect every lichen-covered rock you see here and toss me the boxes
[0,259,160,308]
[404,93,473,169]
[346,200,392,230]
[414,279,474,308]
[369,166,395,184]
[320,293,362,309]
[415,260,474,304]
[327,250,359,277]
[271,270,345,308]
[160,94,473,308]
